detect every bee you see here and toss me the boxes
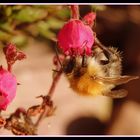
[62,38,139,98]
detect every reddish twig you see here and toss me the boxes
[7,63,12,72]
[34,70,62,127]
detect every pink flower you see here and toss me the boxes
[57,19,94,56]
[83,12,96,27]
[0,66,17,110]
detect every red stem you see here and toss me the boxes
[35,70,62,127]
[47,71,62,98]
[70,5,79,19]
[8,64,12,72]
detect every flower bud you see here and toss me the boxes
[83,12,96,27]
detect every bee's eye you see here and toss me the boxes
[100,60,109,65]
[95,52,109,65]
[99,49,111,65]
[93,46,110,65]
[63,58,76,74]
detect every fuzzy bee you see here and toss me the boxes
[62,38,139,98]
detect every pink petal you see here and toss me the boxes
[58,19,94,56]
[0,66,17,110]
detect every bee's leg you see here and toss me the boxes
[52,69,61,73]
[103,89,128,98]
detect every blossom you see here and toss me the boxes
[57,19,94,56]
[0,66,17,110]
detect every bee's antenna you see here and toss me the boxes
[95,37,120,60]
[54,42,63,68]
[95,37,110,53]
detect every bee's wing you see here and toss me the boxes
[96,75,139,85]
[103,89,128,98]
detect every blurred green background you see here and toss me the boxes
[0,5,106,48]
[0,5,70,48]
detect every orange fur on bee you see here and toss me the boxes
[66,57,114,96]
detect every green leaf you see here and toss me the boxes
[0,22,15,34]
[37,21,49,31]
[13,7,48,23]
[37,21,56,40]
[12,5,24,10]
[10,35,28,48]
[91,5,106,12]
[0,31,12,41]
[5,6,12,17]
[47,17,64,29]
[55,7,70,19]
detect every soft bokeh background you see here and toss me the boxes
[0,5,140,135]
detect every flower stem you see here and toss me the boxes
[7,63,12,72]
[70,5,79,19]
[35,70,62,127]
